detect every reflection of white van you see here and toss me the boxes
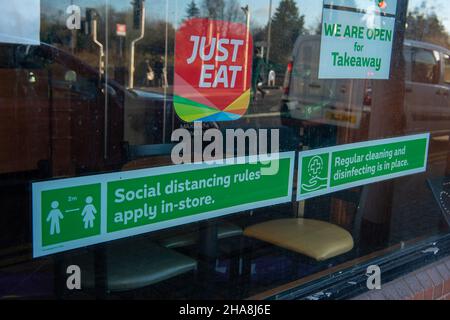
[281,35,450,134]
[403,39,450,133]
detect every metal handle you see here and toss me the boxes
[92,19,105,78]
[129,4,146,89]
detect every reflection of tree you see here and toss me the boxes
[40,9,102,68]
[41,13,72,46]
[269,0,305,65]
[202,0,245,22]
[252,27,267,43]
[406,1,450,48]
[141,21,175,57]
[224,0,245,23]
[200,0,243,23]
[202,0,225,20]
[186,0,201,20]
[312,17,322,35]
[138,21,176,84]
[40,5,177,85]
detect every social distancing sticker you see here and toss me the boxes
[33,153,294,257]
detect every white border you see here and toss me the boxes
[297,133,430,201]
[33,152,295,258]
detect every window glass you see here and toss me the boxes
[404,46,413,82]
[411,48,440,84]
[0,0,450,301]
[444,54,450,84]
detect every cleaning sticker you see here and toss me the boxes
[298,134,430,201]
[174,18,253,122]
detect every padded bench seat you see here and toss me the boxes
[80,240,197,292]
[244,219,354,262]
[158,223,243,249]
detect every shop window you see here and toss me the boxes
[403,46,413,82]
[411,48,440,84]
[444,54,450,84]
[0,0,450,301]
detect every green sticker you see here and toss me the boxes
[41,184,101,246]
[300,153,330,195]
[33,153,295,258]
[298,134,430,201]
[107,160,292,233]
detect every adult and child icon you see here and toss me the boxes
[46,196,98,236]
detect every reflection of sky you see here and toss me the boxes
[44,0,450,32]
[136,0,450,32]
[98,0,323,29]
[0,0,41,44]
[143,1,323,29]
[409,0,450,31]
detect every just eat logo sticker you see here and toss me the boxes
[174,18,253,122]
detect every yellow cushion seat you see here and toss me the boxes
[244,219,354,262]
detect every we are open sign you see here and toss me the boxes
[174,18,253,122]
[318,0,397,79]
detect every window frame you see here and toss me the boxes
[255,233,450,300]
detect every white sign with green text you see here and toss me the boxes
[319,0,397,79]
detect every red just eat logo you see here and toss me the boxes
[174,18,253,122]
